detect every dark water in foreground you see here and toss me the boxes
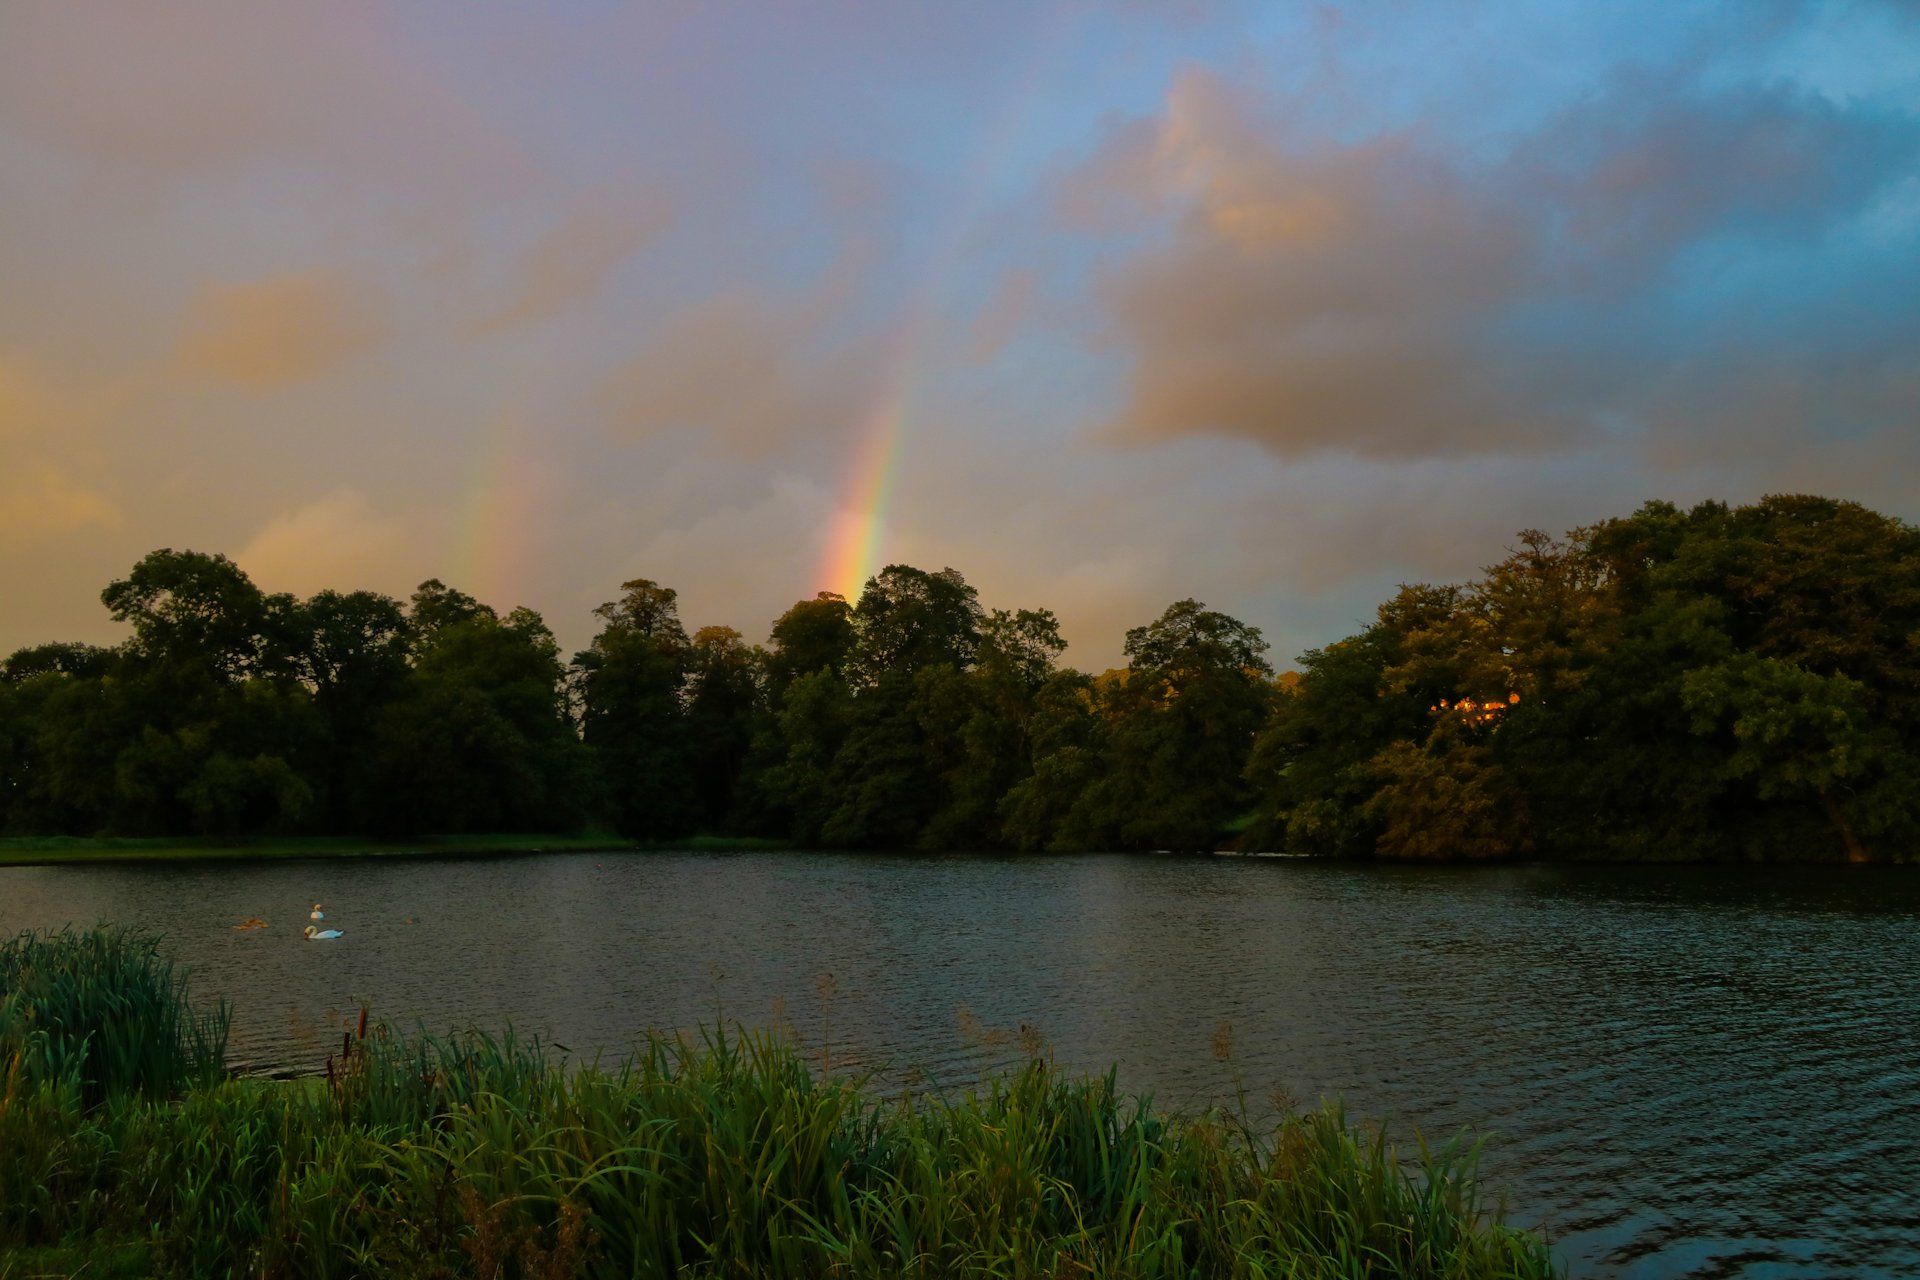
[2,853,1917,1277]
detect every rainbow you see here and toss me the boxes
[811,6,1073,605]
[442,9,1075,614]
[819,378,911,601]
[453,409,548,609]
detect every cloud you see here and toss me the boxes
[1083,67,1920,462]
[968,270,1038,364]
[1516,69,1913,287]
[0,463,121,543]
[612,472,840,628]
[0,359,124,542]
[599,287,884,455]
[2,1,1916,676]
[478,196,674,333]
[235,489,415,598]
[179,272,385,387]
[0,365,61,442]
[1086,72,1556,457]
[0,1,516,193]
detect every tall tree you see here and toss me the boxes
[368,601,582,836]
[919,608,1068,848]
[765,592,854,700]
[73,551,319,835]
[1000,671,1112,852]
[684,625,764,829]
[1104,600,1274,852]
[282,590,411,828]
[846,565,982,686]
[573,579,693,838]
[102,549,269,679]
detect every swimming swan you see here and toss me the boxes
[303,926,343,940]
[310,903,325,921]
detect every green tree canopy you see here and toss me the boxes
[765,592,854,698]
[847,565,982,686]
[7,498,1916,860]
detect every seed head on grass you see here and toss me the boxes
[1210,1019,1235,1063]
[814,971,838,1074]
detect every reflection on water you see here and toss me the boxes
[3,852,1917,1277]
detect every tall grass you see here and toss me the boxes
[0,925,229,1102]
[0,929,1560,1278]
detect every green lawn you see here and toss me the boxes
[0,832,796,867]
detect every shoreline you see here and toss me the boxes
[0,833,797,868]
[3,834,1908,868]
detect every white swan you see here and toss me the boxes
[303,926,343,941]
[309,903,325,921]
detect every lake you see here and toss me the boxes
[2,852,1916,1277]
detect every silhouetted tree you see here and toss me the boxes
[847,565,981,686]
[7,496,1918,860]
[573,579,694,838]
[765,592,854,701]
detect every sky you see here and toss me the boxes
[3,1,1918,670]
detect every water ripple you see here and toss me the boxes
[2,853,1917,1277]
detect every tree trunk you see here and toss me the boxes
[1818,789,1869,863]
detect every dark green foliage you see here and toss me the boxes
[1254,496,1920,861]
[0,926,228,1103]
[0,929,1557,1280]
[1105,600,1276,852]
[366,607,585,836]
[16,550,326,838]
[1,552,584,841]
[0,642,114,682]
[573,579,696,838]
[1001,672,1113,851]
[100,548,273,679]
[761,667,854,842]
[683,626,764,829]
[764,591,854,697]
[6,495,1916,858]
[1244,626,1425,857]
[287,589,411,830]
[847,563,983,686]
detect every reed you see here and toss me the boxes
[0,925,229,1103]
[0,929,1560,1279]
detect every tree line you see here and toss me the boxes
[3,494,1916,860]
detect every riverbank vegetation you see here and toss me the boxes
[0,927,1559,1279]
[0,833,798,869]
[0,834,799,869]
[3,494,1916,860]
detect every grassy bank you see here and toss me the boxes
[1,928,1559,1279]
[0,833,798,868]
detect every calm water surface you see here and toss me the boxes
[3,853,1917,1278]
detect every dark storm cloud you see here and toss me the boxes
[1087,66,1920,463]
